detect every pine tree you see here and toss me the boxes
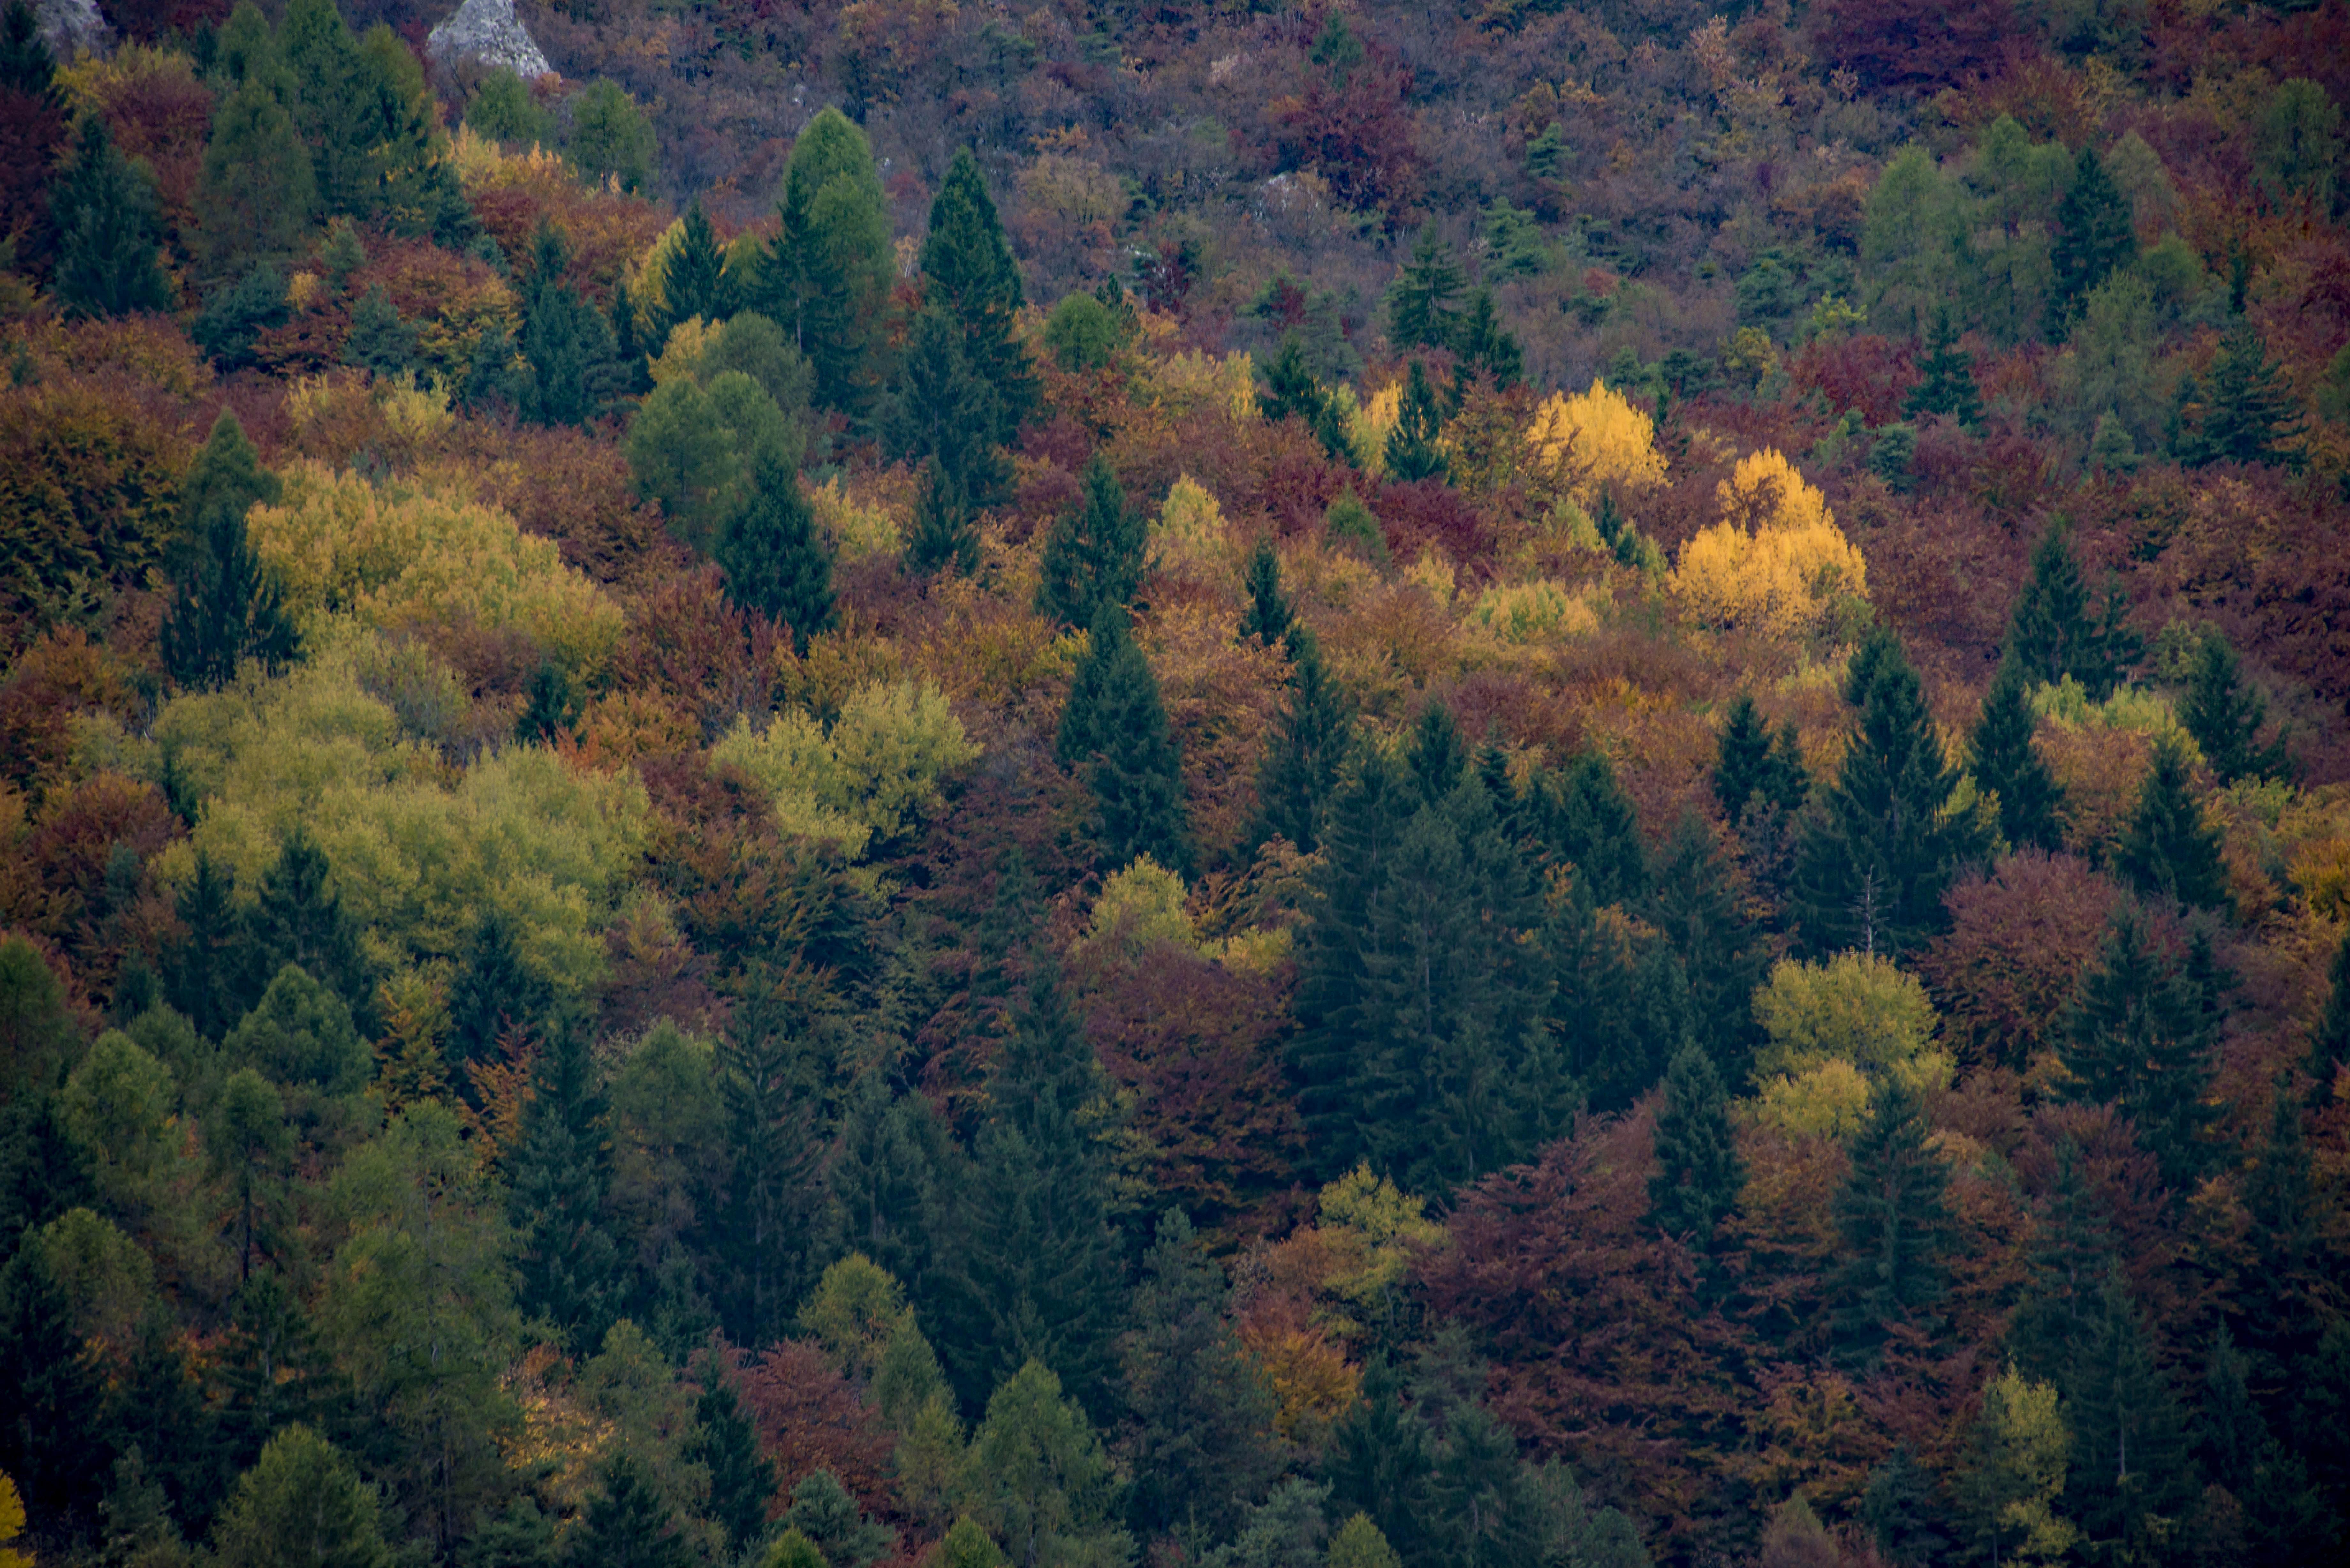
[1713,694,1809,822]
[519,224,621,428]
[1644,812,1767,1087]
[277,0,377,220]
[1903,306,1983,426]
[162,853,243,1039]
[1449,288,1523,389]
[50,114,171,318]
[445,908,550,1086]
[2114,736,2229,911]
[2241,1074,2318,1361]
[1240,538,1293,647]
[1647,1041,1744,1245]
[885,306,1012,510]
[2005,1139,2114,1387]
[196,79,317,279]
[0,1241,110,1529]
[713,977,824,1350]
[1252,627,1354,856]
[1383,359,1450,483]
[609,275,654,396]
[1970,654,2066,852]
[2180,632,2286,783]
[1522,750,1649,906]
[2051,145,2136,326]
[921,148,1036,443]
[660,200,738,337]
[508,1023,622,1352]
[1831,1080,1956,1362]
[1324,1359,1435,1561]
[757,106,893,417]
[2061,909,2219,1188]
[1256,332,1328,428]
[2066,1266,2191,1564]
[1057,607,1192,874]
[1791,625,1981,957]
[2311,924,2350,1081]
[788,1469,892,1568]
[1386,224,1463,350]
[243,825,373,1024]
[687,1359,775,1559]
[567,1452,694,1568]
[717,452,835,649]
[0,0,54,98]
[1036,455,1148,630]
[343,283,419,380]
[2186,320,2305,469]
[904,455,980,579]
[1861,1444,1954,1568]
[2006,521,2139,700]
[161,411,299,690]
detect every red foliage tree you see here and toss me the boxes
[1918,851,2120,1072]
[732,1337,900,1523]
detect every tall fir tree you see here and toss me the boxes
[1251,627,1354,856]
[2311,924,2350,1081]
[660,200,738,336]
[1240,538,1293,647]
[444,907,551,1088]
[1450,287,1523,389]
[343,284,418,379]
[1791,625,1982,957]
[1383,359,1450,483]
[161,411,299,690]
[243,826,373,1026]
[50,113,171,319]
[2184,320,2305,469]
[2061,909,2219,1188]
[1831,1080,1956,1363]
[508,1022,623,1352]
[2066,1266,2192,1564]
[2051,144,2136,326]
[1521,750,1649,907]
[713,976,825,1350]
[716,452,835,650]
[1713,694,1810,822]
[1324,1359,1435,1561]
[277,0,377,220]
[1036,456,1148,630]
[196,79,317,279]
[1386,224,1464,350]
[1643,811,1767,1088]
[161,853,244,1039]
[2005,521,2139,700]
[519,224,621,427]
[756,107,893,417]
[2114,737,2230,911]
[566,1453,695,1568]
[921,148,1037,443]
[2005,1139,2115,1387]
[884,306,1012,510]
[0,1241,110,1530]
[688,1357,778,1561]
[1903,306,1984,426]
[1647,1041,1745,1246]
[2180,632,2287,783]
[1255,332,1328,428]
[1057,607,1192,875]
[1970,653,2066,852]
[903,455,980,579]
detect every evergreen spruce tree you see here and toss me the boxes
[2241,1074,2318,1361]
[1255,332,1328,428]
[1831,1080,1956,1363]
[196,79,317,279]
[161,854,243,1040]
[243,826,373,1025]
[1,0,54,99]
[921,148,1037,443]
[1383,359,1450,483]
[660,200,737,336]
[756,107,893,417]
[1241,538,1293,647]
[788,1470,892,1568]
[689,1359,778,1561]
[1860,1444,1954,1568]
[2114,736,2229,911]
[1449,287,1524,389]
[2061,910,2219,1188]
[277,0,377,220]
[1791,625,1981,957]
[717,452,834,649]
[0,1241,110,1529]
[713,978,824,1350]
[2186,320,2305,469]
[2006,521,2139,699]
[444,907,550,1086]
[2180,631,2286,783]
[827,1075,956,1328]
[1386,224,1464,350]
[508,1023,622,1352]
[2051,144,2137,326]
[2005,1139,2115,1387]
[884,307,1012,510]
[903,456,980,579]
[1036,456,1148,630]
[1643,811,1767,1088]
[1057,607,1192,874]
[50,114,172,319]
[1903,306,1983,426]
[1647,1041,1744,1245]
[519,224,621,427]
[1252,627,1354,856]
[161,411,299,690]
[1324,1359,1435,1561]
[343,283,418,380]
[2066,1266,2191,1564]
[1713,694,1810,822]
[609,275,654,396]
[1970,654,2066,852]
[2311,924,2350,1081]
[567,1453,694,1568]
[1523,750,1649,906]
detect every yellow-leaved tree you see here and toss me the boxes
[1960,1366,2077,1566]
[1671,449,1868,638]
[711,678,980,859]
[0,1468,30,1568]
[1522,379,1670,500]
[1152,476,1230,580]
[1747,951,1952,1137]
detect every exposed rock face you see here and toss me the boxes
[427,0,552,80]
[35,0,111,58]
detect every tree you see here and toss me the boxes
[1958,1367,2076,1567]
[1386,225,1463,350]
[2066,1267,2190,1564]
[1258,333,1329,429]
[1252,628,1354,857]
[905,456,981,579]
[661,201,739,338]
[1241,539,1292,647]
[885,307,1012,511]
[1831,1080,1955,1361]
[197,79,317,278]
[1119,1210,1282,1546]
[2185,320,2304,468]
[686,1356,777,1559]
[1057,608,1192,875]
[1519,750,1648,907]
[567,1452,695,1568]
[161,412,300,691]
[1713,694,1809,822]
[788,1469,892,1568]
[1324,490,1388,565]
[1323,1361,1433,1561]
[719,453,835,649]
[245,825,374,1023]
[2005,522,2138,700]
[1647,1042,1744,1246]
[1904,306,1982,426]
[1791,625,1981,957]
[1383,360,1449,483]
[520,224,622,428]
[1970,654,2066,852]
[445,908,549,1086]
[212,1424,391,1568]
[211,1068,292,1283]
[921,148,1036,443]
[2180,632,2286,783]
[50,114,171,318]
[2051,145,2135,327]
[508,1023,622,1351]
[1037,457,1147,629]
[2113,737,2229,911]
[343,285,418,380]
[757,107,894,417]
[1644,812,1768,1086]
[2312,925,2350,1081]
[1326,1512,1404,1568]
[1450,288,1523,389]
[963,1361,1131,1568]
[1861,1444,1953,1568]
[2060,910,2218,1187]
[712,980,824,1350]
[568,79,655,193]
[0,1240,109,1531]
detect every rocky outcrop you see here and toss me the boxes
[426,0,552,80]
[34,0,110,58]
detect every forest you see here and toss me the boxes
[2,0,2349,1563]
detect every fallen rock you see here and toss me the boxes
[426,0,552,80]
[34,0,110,58]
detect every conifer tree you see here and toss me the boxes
[1791,625,1981,957]
[2311,925,2350,1081]
[162,854,244,1039]
[508,1023,622,1352]
[2185,320,2305,469]
[2005,1140,2114,1388]
[197,79,316,279]
[0,1240,109,1528]
[660,200,737,337]
[1647,1041,1744,1245]
[519,225,621,427]
[1324,1359,1434,1560]
[717,452,834,650]
[2241,1074,2318,1360]
[713,978,824,1350]
[885,307,1011,510]
[904,456,980,579]
[568,1453,694,1568]
[1252,627,1354,856]
[1903,306,1983,426]
[1323,489,1388,565]
[1057,607,1192,874]
[444,908,550,1086]
[2005,521,2139,699]
[788,1470,892,1568]
[244,826,373,1024]
[688,1360,776,1560]
[2180,631,2286,783]
[2061,909,2219,1187]
[1386,224,1464,350]
[1713,694,1809,822]
[609,275,653,396]
[1241,539,1293,647]
[1256,332,1328,428]
[1970,654,2066,852]
[1523,750,1649,907]
[2066,1266,2192,1564]
[1830,1080,1955,1362]
[1449,287,1523,388]
[757,107,893,417]
[1383,360,1450,483]
[2114,737,2229,911]
[921,148,1036,442]
[343,284,419,380]
[1036,456,1148,630]
[277,0,377,220]
[50,114,171,319]
[2051,144,2136,326]
[161,412,299,690]
[1644,812,1767,1087]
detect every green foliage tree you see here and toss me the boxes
[1450,288,1524,389]
[1240,539,1292,647]
[963,1360,1132,1568]
[1386,224,1463,350]
[1518,750,1648,907]
[660,201,739,338]
[921,148,1036,443]
[687,1363,774,1559]
[210,1068,291,1283]
[343,284,419,380]
[1044,292,1125,371]
[161,411,299,691]
[628,369,796,552]
[0,1239,109,1528]
[1712,694,1808,822]
[1643,812,1767,1087]
[1383,360,1449,484]
[1252,627,1354,856]
[50,114,171,319]
[2005,1140,2114,1388]
[718,453,835,650]
[1646,1041,1744,1246]
[2004,521,2138,699]
[2183,320,2306,468]
[1057,608,1192,874]
[245,826,373,1027]
[519,225,622,427]
[2180,631,2286,783]
[1791,625,1981,957]
[1038,457,1147,629]
[2050,145,2135,328]
[2066,1267,2191,1564]
[905,456,981,579]
[2312,924,2350,1081]
[567,1452,695,1568]
[757,108,893,416]
[1257,332,1327,428]
[567,79,656,194]
[2060,910,2218,1187]
[508,1024,622,1352]
[885,307,1012,511]
[1970,654,2066,852]
[1957,1367,2076,1568]
[2253,78,2343,211]
[787,1469,891,1568]
[465,68,552,147]
[197,79,317,279]
[1830,1080,1955,1362]
[212,1424,392,1568]
[1903,307,1982,426]
[2113,736,2229,911]
[712,983,824,1351]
